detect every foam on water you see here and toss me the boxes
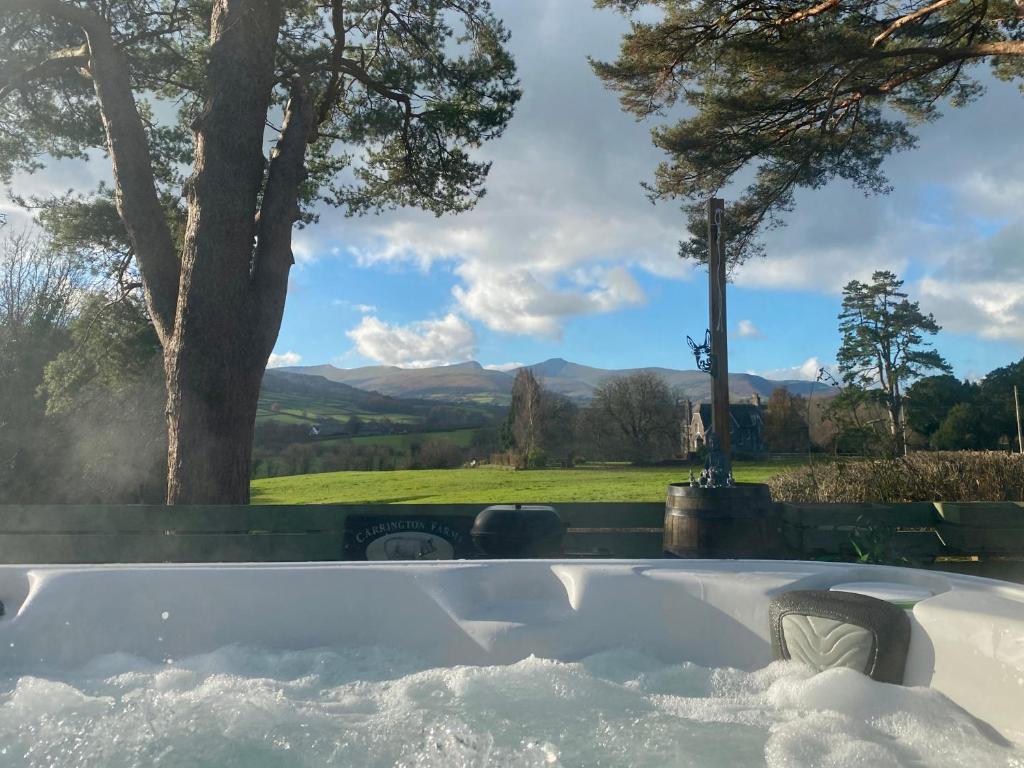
[0,646,1020,768]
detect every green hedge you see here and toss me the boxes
[769,452,1024,503]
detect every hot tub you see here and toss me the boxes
[0,560,1021,766]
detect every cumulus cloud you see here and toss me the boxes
[453,263,645,337]
[919,277,1024,342]
[347,313,477,367]
[736,320,763,338]
[910,218,1024,342]
[275,0,684,338]
[730,76,1024,315]
[759,357,833,382]
[484,362,525,371]
[5,0,1022,358]
[267,351,302,368]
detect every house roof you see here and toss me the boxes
[694,402,763,430]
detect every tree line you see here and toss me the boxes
[0,229,167,503]
[824,271,1023,456]
[501,368,684,468]
[4,0,1021,501]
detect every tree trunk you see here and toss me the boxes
[161,0,291,504]
[164,330,267,504]
[887,397,905,456]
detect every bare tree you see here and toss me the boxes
[588,372,678,464]
[508,368,543,468]
[0,228,85,329]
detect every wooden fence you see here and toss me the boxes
[0,501,1021,581]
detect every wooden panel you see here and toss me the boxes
[934,502,1024,526]
[936,526,1024,556]
[781,503,939,528]
[0,502,1019,566]
[563,531,663,559]
[0,503,666,535]
[0,505,472,533]
[549,503,664,529]
[0,533,347,564]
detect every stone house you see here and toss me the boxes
[680,394,766,454]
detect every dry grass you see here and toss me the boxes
[769,452,1024,503]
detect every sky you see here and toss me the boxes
[5,0,1023,380]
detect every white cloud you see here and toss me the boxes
[919,277,1024,342]
[912,218,1024,342]
[269,1,686,339]
[5,0,1023,361]
[267,350,302,368]
[484,361,524,371]
[290,236,317,265]
[347,313,477,368]
[453,263,645,338]
[736,320,763,338]
[759,357,833,382]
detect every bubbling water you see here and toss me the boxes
[0,646,1019,768]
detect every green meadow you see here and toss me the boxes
[250,461,802,505]
[256,391,419,426]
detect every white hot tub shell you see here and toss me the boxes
[0,559,1021,744]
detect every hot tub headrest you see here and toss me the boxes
[769,589,911,685]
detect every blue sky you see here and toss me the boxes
[267,0,1023,380]
[4,0,1021,380]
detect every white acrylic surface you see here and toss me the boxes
[830,581,934,606]
[0,559,1020,744]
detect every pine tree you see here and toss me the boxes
[1,0,519,502]
[593,0,1024,264]
[837,271,951,454]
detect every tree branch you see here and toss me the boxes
[872,0,959,47]
[2,0,180,345]
[316,0,346,125]
[0,45,89,101]
[250,75,314,358]
[775,0,841,26]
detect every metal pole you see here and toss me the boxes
[1015,385,1022,455]
[708,198,731,458]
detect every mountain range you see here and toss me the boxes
[279,358,836,404]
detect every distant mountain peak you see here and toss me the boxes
[529,357,571,376]
[277,358,837,404]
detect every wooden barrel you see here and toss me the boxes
[663,483,780,559]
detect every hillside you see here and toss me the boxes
[285,361,512,403]
[257,369,501,433]
[280,358,835,404]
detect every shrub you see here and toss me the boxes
[414,439,465,469]
[525,449,548,470]
[769,451,1024,503]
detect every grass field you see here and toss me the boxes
[250,461,802,504]
[317,428,479,451]
[256,391,418,426]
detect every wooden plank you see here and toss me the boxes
[934,502,1024,527]
[550,503,664,529]
[0,503,667,534]
[793,526,945,559]
[0,533,347,563]
[563,531,663,559]
[782,503,939,528]
[936,526,1024,556]
[0,505,489,533]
